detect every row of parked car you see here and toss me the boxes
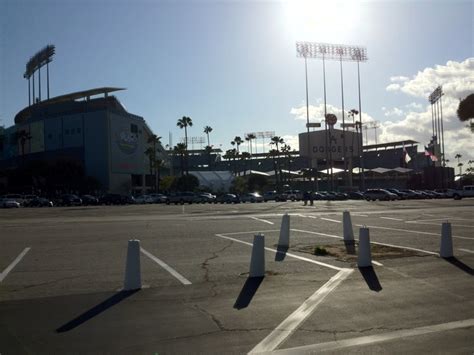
[0,187,464,208]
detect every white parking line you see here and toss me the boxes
[0,247,31,282]
[407,221,474,228]
[355,224,474,240]
[372,260,384,266]
[249,268,353,354]
[380,217,404,221]
[140,248,192,285]
[458,248,474,254]
[215,234,344,272]
[268,318,474,354]
[222,230,279,236]
[320,217,341,224]
[352,214,369,217]
[251,217,274,225]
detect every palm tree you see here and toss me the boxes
[247,133,257,155]
[173,143,187,177]
[240,152,251,176]
[154,159,164,192]
[147,135,162,191]
[177,116,193,174]
[204,126,213,147]
[458,162,464,176]
[231,136,243,153]
[204,145,213,169]
[268,148,280,190]
[457,94,474,122]
[224,148,238,175]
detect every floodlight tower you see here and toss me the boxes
[24,45,56,105]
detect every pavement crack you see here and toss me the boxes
[200,240,233,296]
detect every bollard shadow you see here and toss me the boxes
[56,289,140,333]
[358,266,382,292]
[443,257,474,276]
[275,245,289,261]
[233,276,264,310]
[344,241,356,255]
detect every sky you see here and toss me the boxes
[1,0,473,168]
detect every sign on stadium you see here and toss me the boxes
[299,129,362,160]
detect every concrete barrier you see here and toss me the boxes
[278,213,290,247]
[124,239,142,290]
[250,233,265,277]
[343,210,354,243]
[440,222,453,258]
[358,227,372,267]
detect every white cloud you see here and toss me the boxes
[383,107,404,117]
[290,103,376,124]
[390,76,409,82]
[379,58,474,167]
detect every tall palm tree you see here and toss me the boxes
[224,148,238,175]
[240,152,251,176]
[147,135,162,191]
[173,143,187,177]
[204,126,213,147]
[177,116,193,174]
[231,136,243,153]
[247,133,257,155]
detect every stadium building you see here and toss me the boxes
[0,87,166,194]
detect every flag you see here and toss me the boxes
[403,145,412,164]
[424,146,431,156]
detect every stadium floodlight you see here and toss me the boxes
[296,42,368,62]
[428,86,445,168]
[24,44,56,104]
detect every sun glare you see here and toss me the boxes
[284,0,361,42]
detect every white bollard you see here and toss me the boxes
[278,213,290,247]
[249,233,265,278]
[343,210,354,242]
[124,239,142,290]
[357,227,372,267]
[440,222,453,258]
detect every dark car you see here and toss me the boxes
[348,191,364,200]
[166,192,196,205]
[100,193,132,205]
[363,189,398,201]
[386,188,407,200]
[215,194,240,204]
[59,194,82,206]
[81,195,99,205]
[27,197,53,207]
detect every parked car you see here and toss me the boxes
[318,191,336,200]
[81,195,99,205]
[446,185,474,200]
[23,194,39,206]
[348,191,364,200]
[240,192,264,203]
[0,198,21,208]
[100,193,133,205]
[59,194,82,206]
[134,194,154,204]
[263,191,287,202]
[3,194,25,205]
[363,189,398,201]
[400,189,423,199]
[215,194,240,204]
[27,197,54,207]
[386,188,407,200]
[166,192,196,205]
[284,190,303,201]
[195,192,216,203]
[148,193,168,203]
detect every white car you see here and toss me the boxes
[240,192,264,203]
[134,195,154,204]
[0,198,21,208]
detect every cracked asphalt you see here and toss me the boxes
[0,198,473,354]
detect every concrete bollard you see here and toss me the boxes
[343,210,354,243]
[250,233,265,278]
[124,239,142,290]
[440,222,453,258]
[278,213,290,247]
[357,227,372,267]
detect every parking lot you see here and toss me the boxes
[1,198,473,354]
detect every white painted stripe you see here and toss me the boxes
[380,217,404,221]
[352,214,369,217]
[372,260,383,266]
[320,217,341,224]
[140,248,192,285]
[355,224,473,241]
[290,228,439,256]
[407,221,474,228]
[0,247,31,282]
[215,234,343,272]
[222,230,279,236]
[307,216,318,219]
[268,318,474,354]
[458,248,474,254]
[251,217,275,225]
[249,268,353,354]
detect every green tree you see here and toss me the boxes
[240,151,251,176]
[231,136,243,154]
[204,126,213,147]
[224,148,238,175]
[177,116,193,174]
[457,94,474,122]
[176,174,199,191]
[173,143,187,177]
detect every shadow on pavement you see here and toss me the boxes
[358,266,382,292]
[344,241,356,255]
[234,277,264,310]
[56,289,140,332]
[444,257,474,276]
[275,246,289,261]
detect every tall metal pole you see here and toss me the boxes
[440,94,445,167]
[436,99,441,163]
[323,55,330,190]
[357,60,365,191]
[32,72,35,104]
[431,103,435,139]
[47,61,50,99]
[304,57,312,189]
[340,57,347,187]
[28,78,31,106]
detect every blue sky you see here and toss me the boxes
[1,0,473,162]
